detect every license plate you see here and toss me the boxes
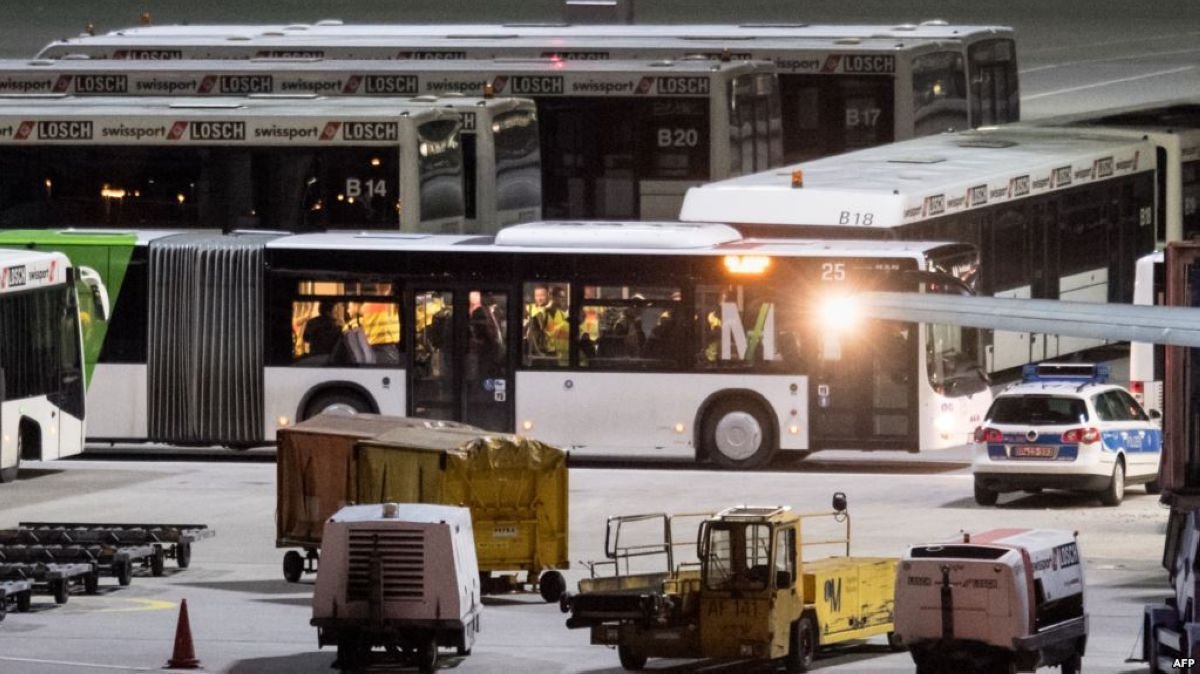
[1011,445,1057,459]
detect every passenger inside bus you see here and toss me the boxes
[303,300,342,357]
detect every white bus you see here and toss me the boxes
[18,223,989,464]
[42,18,1019,130]
[680,126,1158,373]
[1023,101,1200,408]
[4,57,778,221]
[35,33,976,167]
[0,96,470,234]
[0,248,98,482]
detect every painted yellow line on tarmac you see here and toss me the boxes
[89,597,177,613]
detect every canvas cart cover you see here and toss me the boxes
[355,428,569,572]
[276,413,471,547]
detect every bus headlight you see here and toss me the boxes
[277,416,290,428]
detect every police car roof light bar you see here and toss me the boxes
[1020,362,1109,384]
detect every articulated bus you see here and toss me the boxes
[3,223,988,464]
[3,58,779,221]
[0,96,470,234]
[680,126,1158,373]
[35,34,974,167]
[41,18,1019,131]
[0,248,99,482]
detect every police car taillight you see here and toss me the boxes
[1062,427,1101,444]
[974,426,1003,443]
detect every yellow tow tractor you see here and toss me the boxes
[561,493,899,672]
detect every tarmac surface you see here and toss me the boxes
[0,453,1166,673]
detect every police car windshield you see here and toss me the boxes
[987,395,1089,425]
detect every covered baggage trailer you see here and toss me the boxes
[275,413,471,583]
[355,426,569,601]
[894,528,1087,674]
[312,503,481,673]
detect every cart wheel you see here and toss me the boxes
[84,572,99,595]
[1060,650,1082,674]
[151,548,166,577]
[538,570,567,603]
[617,644,647,671]
[114,557,133,587]
[176,542,192,569]
[0,596,6,622]
[456,644,471,656]
[416,634,438,674]
[52,579,69,605]
[886,631,906,652]
[786,614,817,673]
[283,550,304,583]
[16,591,31,612]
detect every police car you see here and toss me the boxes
[972,363,1161,507]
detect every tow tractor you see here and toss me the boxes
[560,494,898,672]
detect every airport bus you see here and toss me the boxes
[0,247,100,482]
[2,223,989,464]
[680,126,1158,373]
[2,58,778,221]
[0,96,469,234]
[34,34,974,166]
[41,18,1019,132]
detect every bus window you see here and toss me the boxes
[778,75,894,163]
[493,109,543,219]
[969,39,1020,126]
[1184,160,1200,240]
[417,119,466,229]
[0,285,69,402]
[695,284,801,369]
[577,285,681,369]
[291,279,400,366]
[539,99,637,219]
[729,74,781,175]
[912,50,968,137]
[522,282,570,367]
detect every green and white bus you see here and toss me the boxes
[0,246,102,481]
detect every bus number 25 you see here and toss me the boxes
[345,178,388,199]
[821,262,846,281]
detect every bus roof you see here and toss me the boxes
[0,94,465,118]
[38,32,959,61]
[94,20,1013,42]
[0,248,72,289]
[1014,100,1200,161]
[680,127,1156,229]
[266,221,962,259]
[0,229,178,247]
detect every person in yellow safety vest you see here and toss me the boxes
[545,286,570,366]
[356,301,401,346]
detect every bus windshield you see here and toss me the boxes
[912,50,968,137]
[729,73,783,176]
[493,109,543,217]
[969,39,1019,126]
[417,119,466,228]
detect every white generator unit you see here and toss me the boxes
[894,528,1088,674]
[311,503,482,673]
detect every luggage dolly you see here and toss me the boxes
[9,523,215,576]
[0,542,133,585]
[0,578,34,621]
[0,561,95,605]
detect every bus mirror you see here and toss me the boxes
[78,266,110,322]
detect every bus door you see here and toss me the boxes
[1030,201,1061,359]
[409,287,514,431]
[811,319,915,450]
[538,98,638,220]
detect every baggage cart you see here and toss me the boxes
[275,414,475,583]
[0,578,33,620]
[356,426,569,601]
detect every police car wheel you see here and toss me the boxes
[703,398,776,470]
[1100,460,1125,507]
[974,480,999,507]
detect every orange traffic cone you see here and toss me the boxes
[165,598,201,669]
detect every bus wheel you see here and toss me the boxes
[303,390,372,421]
[703,397,776,470]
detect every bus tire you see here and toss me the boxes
[974,480,999,506]
[702,396,776,470]
[1100,459,1125,507]
[302,389,373,421]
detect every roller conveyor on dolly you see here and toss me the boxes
[0,578,33,620]
[0,522,215,581]
[0,559,96,604]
